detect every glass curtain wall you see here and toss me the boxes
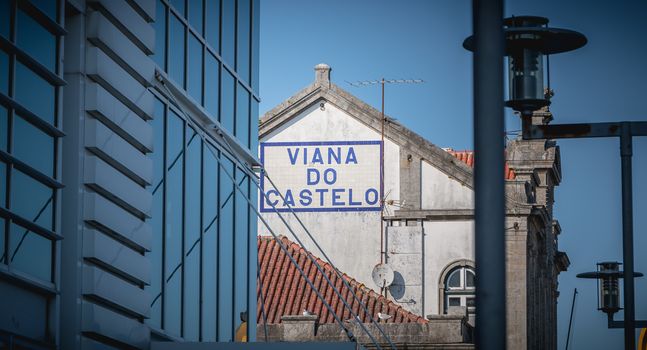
[0,0,64,347]
[152,0,258,149]
[147,0,259,342]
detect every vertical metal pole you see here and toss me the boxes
[473,0,506,348]
[380,78,385,266]
[565,288,578,350]
[620,123,635,350]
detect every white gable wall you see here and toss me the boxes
[260,99,474,319]
[260,101,400,289]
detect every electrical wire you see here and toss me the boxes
[212,127,398,348]
[210,135,389,349]
[257,259,269,342]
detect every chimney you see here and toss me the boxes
[314,63,331,86]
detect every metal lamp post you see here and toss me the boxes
[577,262,645,330]
[462,14,586,349]
[469,14,647,350]
[464,13,647,349]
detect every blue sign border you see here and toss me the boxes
[260,140,384,213]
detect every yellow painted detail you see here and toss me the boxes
[235,321,248,342]
[638,328,647,350]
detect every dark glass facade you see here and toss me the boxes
[147,0,260,342]
[153,0,258,148]
[0,0,259,347]
[0,0,63,347]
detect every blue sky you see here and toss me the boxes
[259,1,647,348]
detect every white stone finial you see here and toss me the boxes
[314,63,331,84]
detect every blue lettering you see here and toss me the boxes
[348,188,361,205]
[284,190,295,206]
[266,189,280,207]
[365,188,379,205]
[307,168,320,185]
[312,148,323,164]
[332,188,345,206]
[303,148,308,164]
[287,148,299,165]
[299,189,313,206]
[345,147,358,164]
[328,147,341,164]
[315,188,328,206]
[323,168,337,185]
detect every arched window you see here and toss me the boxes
[444,266,476,315]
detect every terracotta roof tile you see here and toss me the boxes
[257,236,427,325]
[445,149,516,180]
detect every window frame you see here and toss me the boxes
[438,260,476,316]
[444,266,476,315]
[0,0,64,346]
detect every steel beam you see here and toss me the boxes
[523,121,647,140]
[620,125,635,350]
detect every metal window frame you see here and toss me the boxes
[149,0,259,340]
[160,0,259,102]
[0,0,64,266]
[0,0,64,347]
[149,80,256,341]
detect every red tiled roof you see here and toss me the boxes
[445,149,516,180]
[257,236,427,325]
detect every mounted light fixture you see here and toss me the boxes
[577,262,643,316]
[463,16,587,117]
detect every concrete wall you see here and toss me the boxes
[386,224,424,315]
[256,314,474,349]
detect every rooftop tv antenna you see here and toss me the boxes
[347,78,424,281]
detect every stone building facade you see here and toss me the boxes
[258,64,568,349]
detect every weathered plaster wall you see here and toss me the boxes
[260,102,400,288]
[386,224,424,315]
[421,160,474,210]
[423,220,475,316]
[259,94,476,317]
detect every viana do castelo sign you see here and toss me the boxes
[260,141,383,212]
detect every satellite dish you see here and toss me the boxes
[372,263,395,289]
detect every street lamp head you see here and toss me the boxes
[577,262,644,315]
[463,15,587,116]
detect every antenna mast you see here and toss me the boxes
[565,288,578,350]
[347,78,424,294]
